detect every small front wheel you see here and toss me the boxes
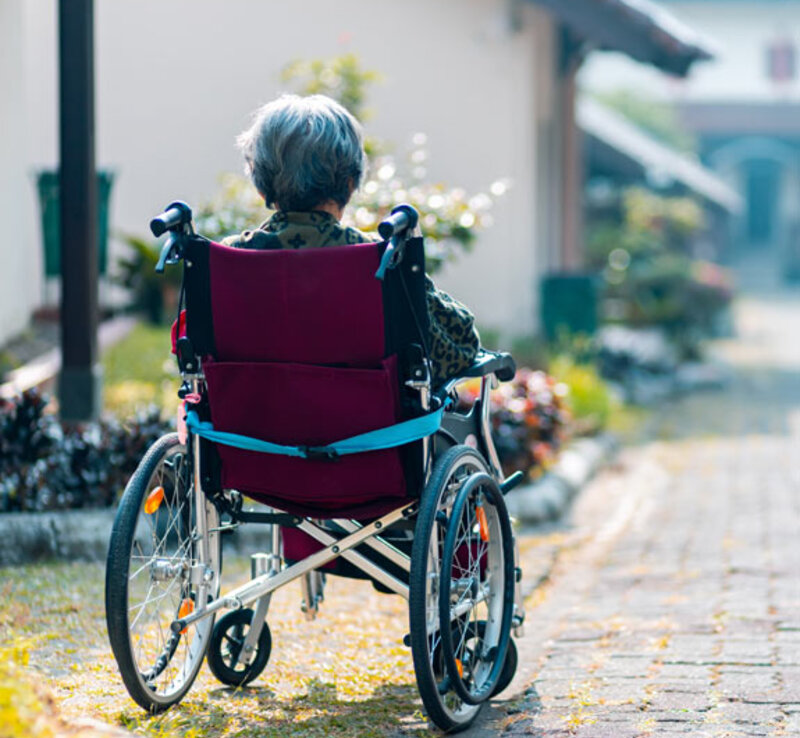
[207,608,272,687]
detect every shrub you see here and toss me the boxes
[457,370,571,478]
[548,356,613,435]
[0,390,169,513]
[587,187,733,358]
[114,234,183,324]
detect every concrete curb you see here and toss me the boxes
[0,435,617,567]
[0,506,288,568]
[505,433,618,524]
[0,508,118,566]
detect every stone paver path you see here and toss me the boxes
[477,294,800,737]
[3,295,798,738]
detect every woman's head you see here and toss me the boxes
[237,94,366,213]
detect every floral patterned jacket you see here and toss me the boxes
[222,210,481,386]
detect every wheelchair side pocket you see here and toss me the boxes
[203,357,410,513]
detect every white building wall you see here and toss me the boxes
[580,1,800,103]
[13,0,557,343]
[0,0,41,344]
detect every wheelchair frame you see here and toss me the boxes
[172,370,524,631]
[105,202,526,733]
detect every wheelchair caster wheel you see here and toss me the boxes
[207,609,271,687]
[493,635,518,696]
[434,621,518,698]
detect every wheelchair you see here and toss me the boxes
[105,201,526,733]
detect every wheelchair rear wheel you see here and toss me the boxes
[438,472,515,706]
[105,433,221,712]
[409,445,515,732]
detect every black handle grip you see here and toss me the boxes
[378,204,419,240]
[150,200,192,237]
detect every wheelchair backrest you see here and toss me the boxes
[180,236,430,518]
[182,238,429,366]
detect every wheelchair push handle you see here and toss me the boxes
[378,203,419,240]
[376,204,419,280]
[151,201,194,273]
[150,200,193,238]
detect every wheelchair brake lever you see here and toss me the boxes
[155,233,182,273]
[375,234,407,280]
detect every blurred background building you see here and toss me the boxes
[0,0,748,356]
[582,0,800,285]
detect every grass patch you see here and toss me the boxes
[102,321,178,417]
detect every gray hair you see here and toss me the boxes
[236,94,366,211]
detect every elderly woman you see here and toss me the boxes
[224,94,480,387]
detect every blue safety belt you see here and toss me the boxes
[185,405,445,460]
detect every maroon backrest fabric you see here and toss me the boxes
[200,241,413,517]
[209,241,385,366]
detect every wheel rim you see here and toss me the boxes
[419,453,485,724]
[220,621,247,671]
[439,473,510,705]
[208,608,271,686]
[125,444,219,702]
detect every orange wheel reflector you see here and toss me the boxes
[455,658,464,678]
[178,598,194,634]
[476,504,490,542]
[144,486,165,515]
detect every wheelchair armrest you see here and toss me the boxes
[445,350,517,387]
[433,351,517,404]
[461,350,516,382]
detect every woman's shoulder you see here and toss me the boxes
[220,226,281,250]
[331,222,380,246]
[220,211,379,250]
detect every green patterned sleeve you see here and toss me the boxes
[424,276,481,386]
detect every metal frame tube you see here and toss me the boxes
[172,503,415,632]
[332,520,411,572]
[479,376,504,479]
[298,520,409,599]
[241,553,272,664]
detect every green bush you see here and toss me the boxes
[115,235,182,324]
[587,188,733,358]
[548,356,613,435]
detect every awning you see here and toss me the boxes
[578,97,742,213]
[531,0,716,77]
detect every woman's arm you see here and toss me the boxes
[424,276,481,387]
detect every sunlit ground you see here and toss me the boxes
[0,556,427,737]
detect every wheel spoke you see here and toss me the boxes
[107,436,220,710]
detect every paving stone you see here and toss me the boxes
[709,701,782,724]
[474,296,800,738]
[645,691,714,712]
[717,669,778,702]
[783,711,800,733]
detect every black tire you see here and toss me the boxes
[207,608,272,687]
[409,446,490,733]
[434,621,518,698]
[105,433,221,713]
[493,635,518,697]
[439,472,515,705]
